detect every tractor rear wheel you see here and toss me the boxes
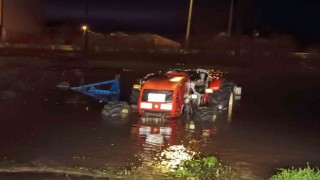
[209,80,235,110]
[101,101,130,118]
[193,107,217,122]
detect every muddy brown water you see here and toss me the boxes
[0,57,320,180]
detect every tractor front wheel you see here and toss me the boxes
[101,101,130,118]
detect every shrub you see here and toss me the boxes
[172,156,234,180]
[270,165,320,180]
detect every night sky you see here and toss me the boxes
[45,0,189,39]
[252,0,320,41]
[45,0,320,41]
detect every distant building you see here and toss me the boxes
[0,0,44,43]
[91,32,181,50]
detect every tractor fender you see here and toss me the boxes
[203,79,223,104]
[208,79,223,90]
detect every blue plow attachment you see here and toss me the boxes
[70,75,120,102]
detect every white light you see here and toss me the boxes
[148,93,166,102]
[169,77,184,82]
[187,122,195,130]
[191,94,198,99]
[139,126,151,135]
[141,102,152,109]
[205,88,214,93]
[146,134,164,144]
[160,103,172,110]
[159,145,197,170]
[160,127,172,135]
[233,86,242,96]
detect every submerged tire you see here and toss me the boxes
[101,101,130,118]
[129,89,140,105]
[192,107,217,122]
[209,80,235,110]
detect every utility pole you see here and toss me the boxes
[0,0,4,41]
[85,4,89,22]
[83,5,89,58]
[185,0,194,49]
[79,4,90,64]
[227,0,234,37]
[236,0,242,36]
[82,25,88,54]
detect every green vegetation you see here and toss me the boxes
[172,156,234,180]
[270,165,320,180]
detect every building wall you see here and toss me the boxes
[2,0,43,42]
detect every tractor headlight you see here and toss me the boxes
[141,102,152,109]
[160,103,173,110]
[205,88,214,93]
[139,126,151,135]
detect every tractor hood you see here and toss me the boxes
[142,75,187,91]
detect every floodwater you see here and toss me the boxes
[0,57,320,180]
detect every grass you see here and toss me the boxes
[171,156,234,180]
[270,165,320,180]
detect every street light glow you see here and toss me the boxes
[82,25,88,31]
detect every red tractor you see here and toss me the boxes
[130,68,242,121]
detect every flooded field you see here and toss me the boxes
[0,55,320,179]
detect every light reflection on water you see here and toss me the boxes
[127,109,257,179]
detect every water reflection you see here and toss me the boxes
[131,118,185,153]
[130,109,233,158]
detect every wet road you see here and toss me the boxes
[0,58,320,179]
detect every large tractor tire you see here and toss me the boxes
[129,88,140,111]
[101,101,130,118]
[209,80,235,110]
[192,107,217,122]
[129,89,140,105]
